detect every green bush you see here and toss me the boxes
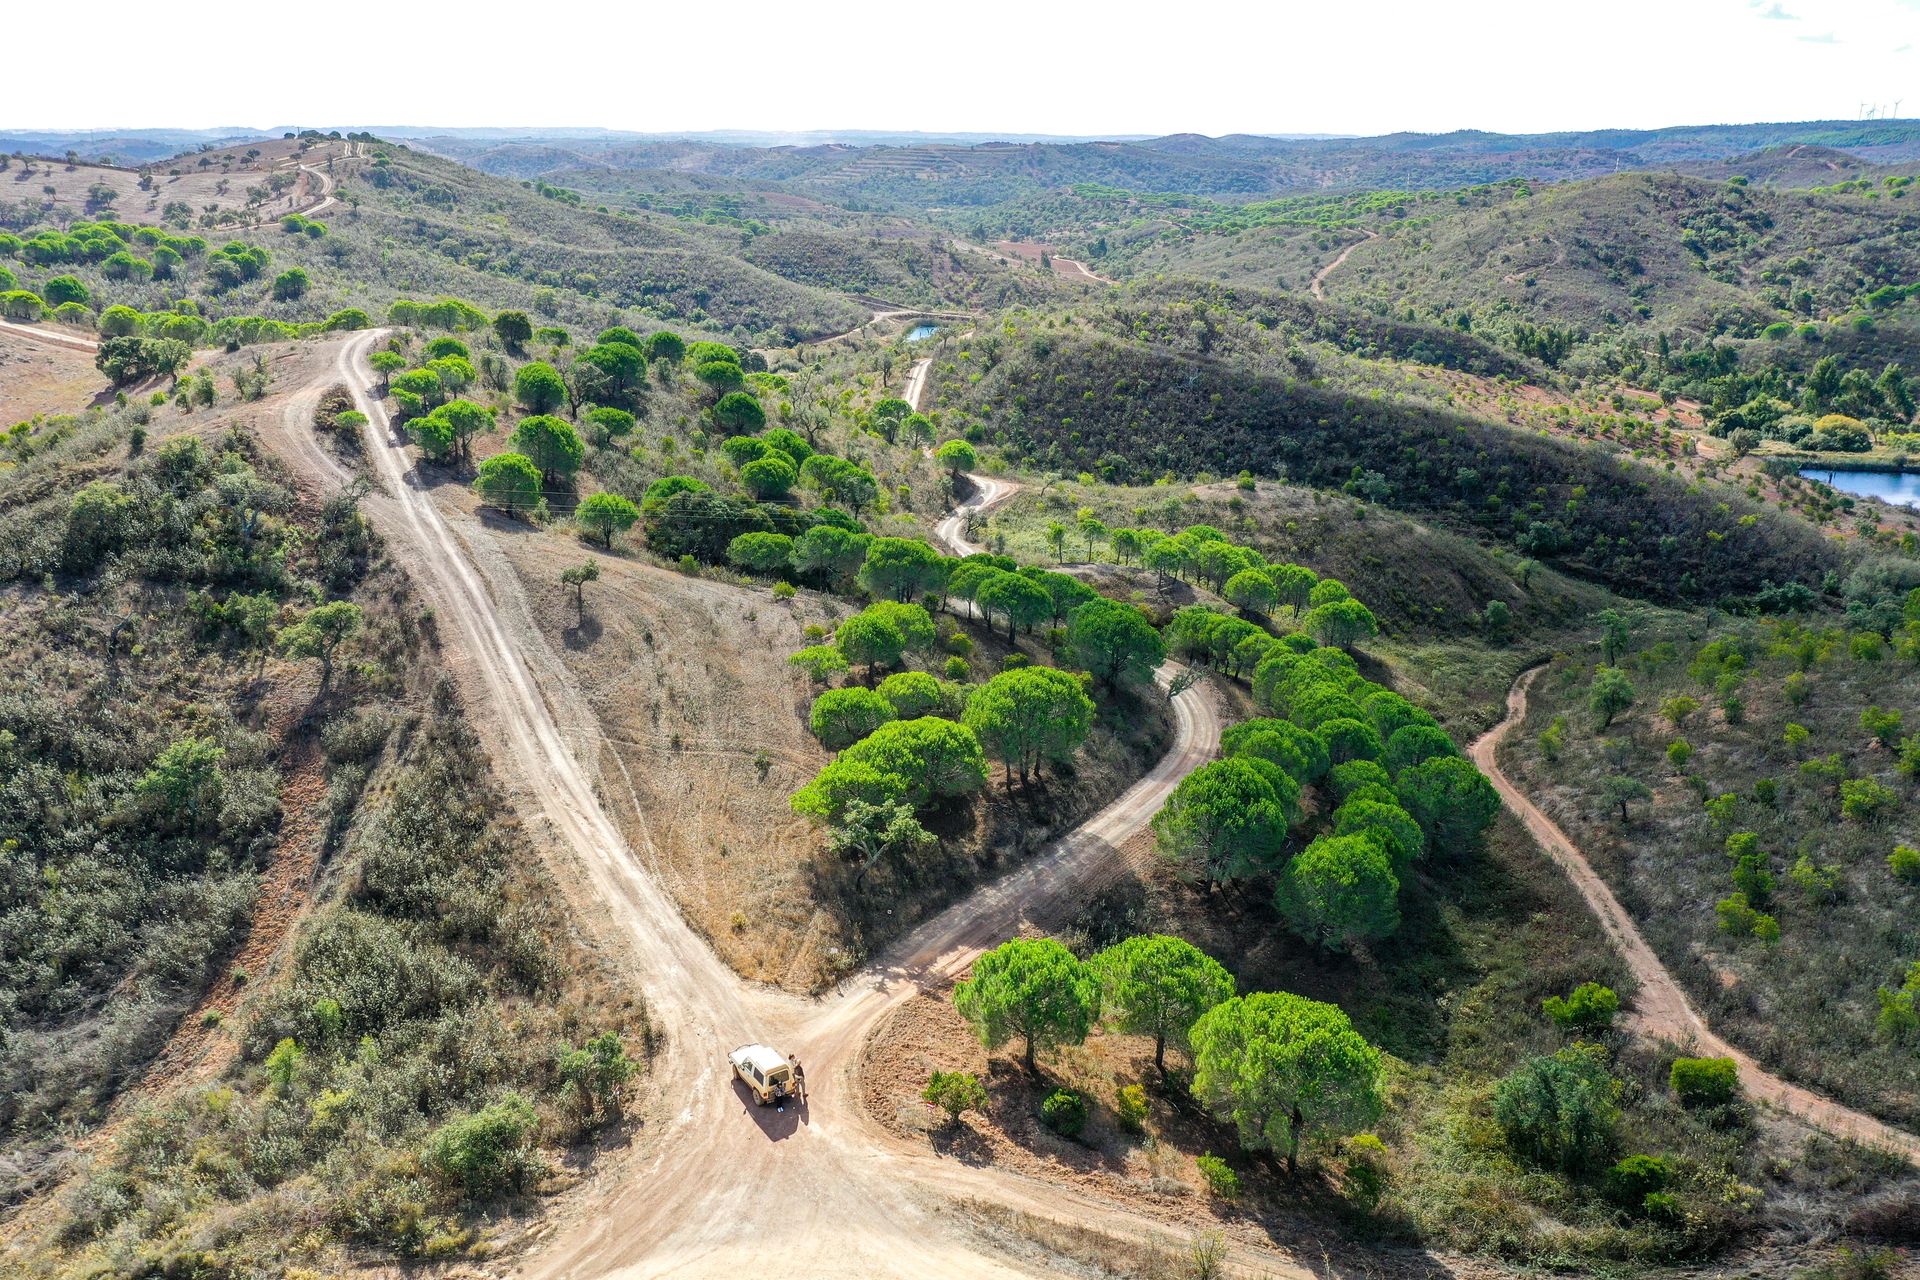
[1605,1153,1673,1207]
[1669,1056,1739,1107]
[1195,1153,1240,1199]
[1115,1083,1149,1133]
[1040,1087,1087,1137]
[422,1093,542,1197]
[1341,1133,1391,1211]
[922,1070,988,1126]
[1891,845,1920,882]
[1542,982,1619,1032]
[1492,1044,1620,1173]
[1642,1191,1684,1226]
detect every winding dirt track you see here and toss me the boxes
[1308,227,1378,300]
[256,335,1272,1276]
[1471,668,1920,1163]
[1050,256,1115,286]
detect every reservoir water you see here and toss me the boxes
[905,323,939,342]
[1798,467,1920,509]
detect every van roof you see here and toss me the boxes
[732,1043,788,1075]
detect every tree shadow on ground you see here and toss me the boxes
[563,614,603,650]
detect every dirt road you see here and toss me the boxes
[1051,256,1115,285]
[0,318,99,353]
[902,355,934,414]
[1309,227,1378,300]
[233,144,348,231]
[1472,667,1920,1163]
[253,335,1274,1277]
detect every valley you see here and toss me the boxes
[2,102,1919,1280]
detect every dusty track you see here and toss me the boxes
[232,143,350,230]
[1471,667,1920,1163]
[1050,256,1115,285]
[0,318,99,353]
[1309,227,1378,299]
[902,354,934,414]
[245,335,1283,1277]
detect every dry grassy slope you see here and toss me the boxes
[1,138,349,228]
[465,500,1171,991]
[484,523,848,987]
[328,144,869,340]
[0,328,110,424]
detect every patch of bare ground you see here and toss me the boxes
[0,328,110,421]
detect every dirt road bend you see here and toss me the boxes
[1472,667,1920,1163]
[262,336,1279,1277]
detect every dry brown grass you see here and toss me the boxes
[0,329,109,423]
[2,137,348,229]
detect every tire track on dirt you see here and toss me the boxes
[1472,666,1920,1164]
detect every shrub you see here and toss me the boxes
[1842,778,1897,823]
[1540,715,1567,761]
[1891,845,1920,882]
[1493,1044,1620,1173]
[1195,1154,1240,1200]
[1341,1133,1391,1212]
[1542,982,1620,1032]
[1606,1153,1673,1207]
[422,1094,542,1197]
[1115,1083,1149,1133]
[1669,1056,1739,1107]
[1041,1087,1087,1137]
[921,1071,988,1127]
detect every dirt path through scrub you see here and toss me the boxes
[1309,227,1378,299]
[1471,666,1920,1163]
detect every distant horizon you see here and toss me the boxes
[4,116,1918,149]
[9,0,1917,138]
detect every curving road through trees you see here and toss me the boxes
[248,333,1252,1277]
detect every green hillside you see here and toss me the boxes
[927,293,1844,603]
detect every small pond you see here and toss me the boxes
[905,323,940,342]
[1798,467,1920,509]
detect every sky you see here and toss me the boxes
[9,0,1920,137]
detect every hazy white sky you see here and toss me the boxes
[10,0,1920,136]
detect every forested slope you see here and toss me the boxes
[931,303,1842,603]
